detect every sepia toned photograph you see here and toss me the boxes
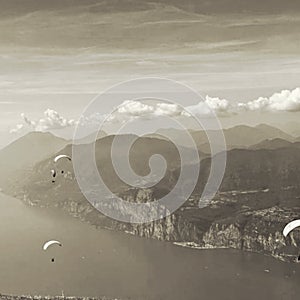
[0,0,300,299]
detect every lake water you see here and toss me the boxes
[0,193,299,300]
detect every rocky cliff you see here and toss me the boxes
[3,144,300,263]
[12,184,300,263]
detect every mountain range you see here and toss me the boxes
[249,138,300,150]
[1,123,300,262]
[156,123,295,154]
[0,132,68,188]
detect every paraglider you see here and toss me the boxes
[54,155,72,163]
[51,154,72,183]
[283,219,300,237]
[43,240,62,251]
[283,220,300,262]
[43,240,62,263]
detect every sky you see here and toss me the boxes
[0,0,300,148]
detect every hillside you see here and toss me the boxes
[0,132,68,187]
[4,133,204,197]
[0,132,67,169]
[156,124,293,154]
[249,138,300,150]
[3,134,300,262]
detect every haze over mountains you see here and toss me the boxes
[155,123,295,153]
[0,132,68,187]
[1,123,296,179]
[0,132,67,169]
[249,138,300,151]
[1,123,300,261]
[1,0,300,298]
[1,123,298,179]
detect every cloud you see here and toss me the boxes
[10,109,77,133]
[10,88,300,134]
[9,124,24,134]
[205,96,232,114]
[113,100,183,121]
[185,87,300,116]
[101,98,230,124]
[155,103,183,117]
[238,88,300,112]
[116,100,155,117]
[184,95,234,117]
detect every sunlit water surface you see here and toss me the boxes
[0,193,299,300]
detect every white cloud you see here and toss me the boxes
[117,100,155,117]
[186,87,300,116]
[205,96,232,114]
[10,88,300,134]
[155,103,182,117]
[238,88,300,112]
[10,109,77,133]
[184,95,233,117]
[9,124,24,134]
[114,100,183,120]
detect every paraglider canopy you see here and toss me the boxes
[283,220,300,237]
[54,155,72,163]
[43,240,62,251]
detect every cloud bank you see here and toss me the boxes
[10,88,300,133]
[238,88,300,112]
[116,100,183,119]
[185,88,300,116]
[184,95,233,117]
[10,109,76,133]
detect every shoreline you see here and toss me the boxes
[2,191,298,264]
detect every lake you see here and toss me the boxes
[0,193,299,300]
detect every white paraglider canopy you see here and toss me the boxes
[43,240,62,251]
[54,155,72,163]
[283,219,300,237]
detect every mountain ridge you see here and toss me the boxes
[1,125,300,262]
